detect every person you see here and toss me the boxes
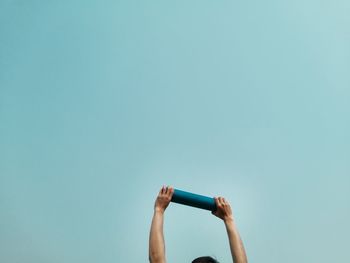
[149,186,248,263]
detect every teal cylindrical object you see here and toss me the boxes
[171,189,217,211]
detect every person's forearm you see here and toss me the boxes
[224,218,248,263]
[149,210,166,263]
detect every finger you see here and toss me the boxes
[168,186,174,197]
[218,197,223,205]
[165,185,169,194]
[222,199,226,206]
[161,185,166,194]
[220,197,226,207]
[223,198,231,206]
[215,197,223,208]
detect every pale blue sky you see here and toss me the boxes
[1,1,349,262]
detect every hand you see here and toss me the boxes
[154,185,174,213]
[212,197,234,223]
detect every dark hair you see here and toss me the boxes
[192,256,219,263]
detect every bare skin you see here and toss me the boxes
[149,186,248,263]
[212,197,248,263]
[149,185,174,263]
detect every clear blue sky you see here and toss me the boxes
[1,1,349,262]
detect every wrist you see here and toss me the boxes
[154,207,165,214]
[223,216,234,224]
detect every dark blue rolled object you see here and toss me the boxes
[171,189,217,211]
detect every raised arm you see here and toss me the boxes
[149,186,174,263]
[212,197,248,263]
